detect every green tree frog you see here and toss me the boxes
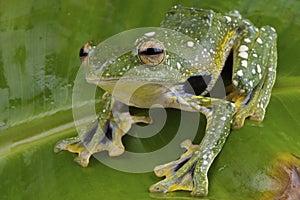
[55,5,277,197]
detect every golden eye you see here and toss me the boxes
[138,40,165,66]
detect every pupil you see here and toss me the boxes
[140,47,163,55]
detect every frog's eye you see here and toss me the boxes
[79,42,92,63]
[138,40,165,66]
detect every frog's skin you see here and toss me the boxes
[55,6,277,197]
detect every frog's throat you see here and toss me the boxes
[87,78,176,108]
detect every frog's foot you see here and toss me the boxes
[149,139,209,197]
[232,107,255,130]
[232,85,273,129]
[55,114,152,167]
[232,105,267,130]
[54,136,94,167]
[249,106,266,121]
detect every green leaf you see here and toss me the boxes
[1,0,300,199]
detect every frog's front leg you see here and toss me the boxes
[54,93,151,167]
[150,96,235,197]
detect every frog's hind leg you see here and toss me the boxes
[54,95,152,167]
[150,99,235,196]
[232,26,277,129]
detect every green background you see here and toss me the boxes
[0,0,300,199]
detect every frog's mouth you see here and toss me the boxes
[86,65,180,93]
[89,78,174,92]
[86,73,213,98]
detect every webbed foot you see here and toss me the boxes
[54,119,124,167]
[54,136,92,167]
[54,95,151,167]
[232,92,269,130]
[149,140,209,196]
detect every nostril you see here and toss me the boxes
[183,74,212,96]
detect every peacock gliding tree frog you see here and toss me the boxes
[55,5,277,197]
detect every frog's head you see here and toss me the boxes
[85,29,212,106]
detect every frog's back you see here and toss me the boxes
[161,5,244,46]
[160,5,247,91]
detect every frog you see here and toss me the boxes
[54,5,277,197]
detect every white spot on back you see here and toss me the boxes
[238,52,248,59]
[144,32,155,37]
[257,64,262,73]
[166,59,170,65]
[241,60,248,67]
[256,38,263,44]
[243,20,250,25]
[225,16,232,22]
[233,80,238,86]
[237,70,244,76]
[220,116,227,121]
[249,81,253,87]
[176,62,182,70]
[253,54,258,58]
[270,27,276,32]
[239,45,249,52]
[244,38,251,43]
[187,41,194,47]
[252,69,256,74]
